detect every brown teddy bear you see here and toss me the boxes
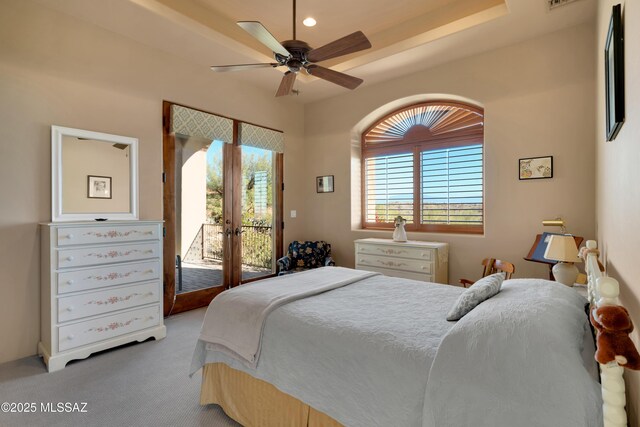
[590,305,640,370]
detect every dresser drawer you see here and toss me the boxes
[355,264,434,282]
[57,282,160,323]
[56,242,159,269]
[57,260,160,294]
[356,244,433,261]
[56,224,159,246]
[58,305,160,352]
[356,253,432,274]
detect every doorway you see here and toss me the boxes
[162,102,284,315]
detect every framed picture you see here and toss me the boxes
[88,175,112,199]
[316,175,334,193]
[605,4,625,141]
[519,156,553,180]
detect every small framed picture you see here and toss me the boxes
[316,175,334,193]
[519,156,553,180]
[88,175,112,199]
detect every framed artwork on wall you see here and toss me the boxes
[316,175,334,193]
[605,3,625,141]
[519,156,553,180]
[88,175,112,199]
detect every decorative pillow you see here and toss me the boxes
[446,273,505,321]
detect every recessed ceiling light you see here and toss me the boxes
[303,17,316,27]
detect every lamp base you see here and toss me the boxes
[552,262,578,287]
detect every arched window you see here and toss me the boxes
[362,101,484,234]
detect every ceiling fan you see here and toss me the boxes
[210,0,372,97]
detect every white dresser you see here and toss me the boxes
[39,221,166,372]
[354,238,448,284]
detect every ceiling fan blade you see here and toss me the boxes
[306,31,372,63]
[275,71,297,97]
[305,65,363,90]
[210,63,279,72]
[237,21,291,57]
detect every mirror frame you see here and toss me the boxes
[51,125,139,222]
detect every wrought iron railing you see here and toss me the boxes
[202,223,223,261]
[188,223,272,269]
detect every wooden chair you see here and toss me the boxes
[459,258,515,288]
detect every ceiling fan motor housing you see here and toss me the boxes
[279,39,312,73]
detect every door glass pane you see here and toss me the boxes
[241,145,275,281]
[175,138,225,295]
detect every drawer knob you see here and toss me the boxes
[146,291,154,297]
[67,334,75,341]
[67,306,74,312]
[146,315,155,321]
[145,249,154,254]
[65,256,74,262]
[421,266,426,270]
[65,279,74,286]
[144,269,154,275]
[421,252,426,256]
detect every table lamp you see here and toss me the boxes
[544,235,580,286]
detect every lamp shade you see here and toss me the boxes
[544,235,580,262]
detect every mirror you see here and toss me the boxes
[52,126,138,221]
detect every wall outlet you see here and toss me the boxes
[290,210,297,218]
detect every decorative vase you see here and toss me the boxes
[393,216,407,242]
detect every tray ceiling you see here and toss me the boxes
[34,0,596,103]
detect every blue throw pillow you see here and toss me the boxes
[446,273,505,321]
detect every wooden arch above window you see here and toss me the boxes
[362,101,485,234]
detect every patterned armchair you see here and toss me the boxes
[277,241,335,275]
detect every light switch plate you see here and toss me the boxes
[290,210,297,218]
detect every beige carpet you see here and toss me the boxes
[0,308,240,427]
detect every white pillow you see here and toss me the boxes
[446,273,505,321]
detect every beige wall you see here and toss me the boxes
[300,24,596,287]
[0,0,305,364]
[596,1,640,423]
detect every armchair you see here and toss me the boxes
[277,241,335,275]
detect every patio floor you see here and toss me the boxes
[177,261,272,294]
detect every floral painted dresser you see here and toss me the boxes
[39,221,166,372]
[354,238,448,284]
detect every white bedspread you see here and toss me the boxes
[191,273,601,427]
[424,279,602,427]
[192,273,463,426]
[197,267,378,366]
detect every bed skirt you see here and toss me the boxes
[200,363,343,427]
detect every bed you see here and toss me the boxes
[190,241,634,427]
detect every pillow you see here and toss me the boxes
[446,273,505,321]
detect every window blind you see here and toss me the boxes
[421,144,483,225]
[365,153,414,223]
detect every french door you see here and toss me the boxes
[162,102,283,316]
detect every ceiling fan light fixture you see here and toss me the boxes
[302,17,316,27]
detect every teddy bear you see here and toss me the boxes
[590,305,640,370]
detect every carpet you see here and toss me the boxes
[0,308,240,427]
